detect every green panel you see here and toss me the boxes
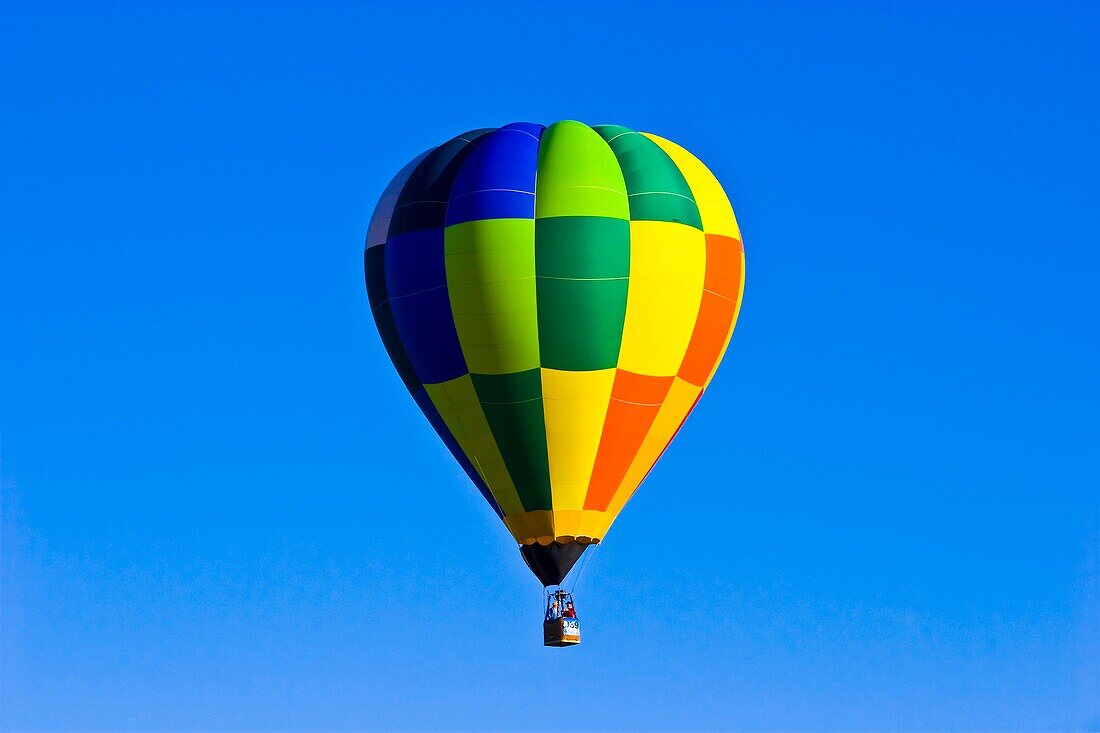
[593,124,703,229]
[534,215,629,371]
[535,121,629,220]
[445,219,540,374]
[422,376,525,516]
[537,277,628,371]
[535,217,629,279]
[470,370,552,511]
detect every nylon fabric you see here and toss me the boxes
[364,121,744,560]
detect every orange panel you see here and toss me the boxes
[705,248,746,387]
[591,377,703,538]
[704,234,743,298]
[613,368,674,404]
[583,371,673,511]
[646,390,702,477]
[678,234,743,386]
[678,291,737,387]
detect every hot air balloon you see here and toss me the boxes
[364,121,744,644]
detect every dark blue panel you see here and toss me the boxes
[384,229,445,298]
[445,122,543,226]
[364,245,389,310]
[364,246,420,394]
[410,386,503,518]
[389,129,494,236]
[383,130,496,386]
[384,227,468,383]
[389,287,467,385]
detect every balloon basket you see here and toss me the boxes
[543,617,581,647]
[543,588,581,647]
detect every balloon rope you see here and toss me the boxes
[568,544,596,595]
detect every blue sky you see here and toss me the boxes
[1,2,1098,731]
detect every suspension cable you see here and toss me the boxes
[568,543,597,595]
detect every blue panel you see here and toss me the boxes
[381,130,496,385]
[389,286,466,384]
[445,122,543,226]
[502,121,544,139]
[410,386,503,518]
[384,229,445,298]
[390,129,494,236]
[384,227,467,382]
[446,189,534,223]
[364,245,420,394]
[366,148,431,249]
[385,229,467,384]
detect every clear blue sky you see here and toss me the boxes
[2,2,1097,731]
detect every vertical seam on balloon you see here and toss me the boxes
[604,386,703,541]
[664,152,713,385]
[576,122,634,516]
[589,134,699,517]
[605,128,704,380]
[655,140,708,377]
[385,134,477,385]
[600,140,707,526]
[420,383,504,517]
[705,248,746,388]
[531,122,554,538]
[384,133,504,517]
[602,130,741,525]
[439,127,531,519]
[603,132,737,518]
[432,376,522,518]
[456,125,551,520]
[379,147,437,400]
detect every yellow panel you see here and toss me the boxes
[591,376,702,538]
[445,219,540,375]
[423,376,525,516]
[618,220,706,376]
[706,249,747,388]
[541,368,616,512]
[575,510,609,541]
[450,302,539,375]
[549,509,585,540]
[642,133,741,239]
[504,510,555,545]
[504,509,610,545]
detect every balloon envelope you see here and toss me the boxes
[364,121,744,585]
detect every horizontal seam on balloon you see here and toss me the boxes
[446,244,535,255]
[543,397,614,403]
[703,288,736,303]
[549,185,627,195]
[501,127,541,142]
[452,304,538,313]
[603,130,637,144]
[536,276,629,281]
[450,296,537,309]
[458,426,494,439]
[628,191,696,202]
[450,188,535,200]
[383,284,447,302]
[478,397,543,405]
[459,343,536,354]
[445,272,536,281]
[446,244,536,254]
[449,283,537,291]
[393,200,448,209]
[610,397,666,407]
